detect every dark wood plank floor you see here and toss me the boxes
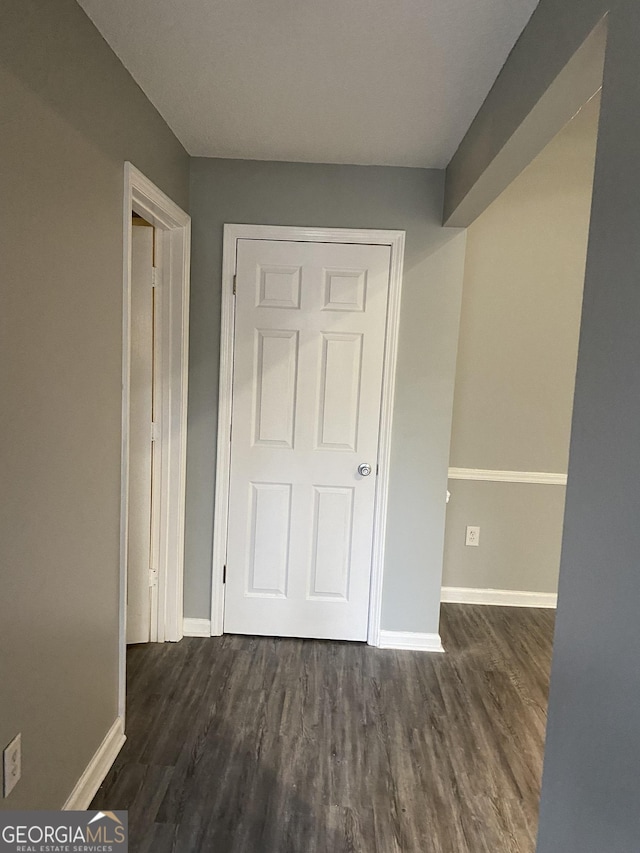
[92,604,555,852]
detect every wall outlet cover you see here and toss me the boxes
[465,526,480,547]
[3,733,21,798]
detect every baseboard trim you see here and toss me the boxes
[183,617,212,637]
[63,717,125,810]
[378,630,444,652]
[441,586,557,608]
[448,467,567,485]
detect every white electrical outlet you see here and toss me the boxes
[465,526,480,547]
[3,733,21,798]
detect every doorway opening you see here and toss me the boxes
[443,90,601,609]
[119,163,191,718]
[440,17,607,849]
[127,212,158,645]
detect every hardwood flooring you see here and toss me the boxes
[92,604,555,852]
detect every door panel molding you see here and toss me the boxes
[120,163,190,719]
[211,224,405,646]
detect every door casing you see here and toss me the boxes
[119,163,191,719]
[211,224,405,647]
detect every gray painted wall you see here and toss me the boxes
[443,481,566,593]
[450,100,597,475]
[447,1,640,850]
[444,93,598,595]
[0,0,188,809]
[185,158,466,633]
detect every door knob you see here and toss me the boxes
[358,463,372,477]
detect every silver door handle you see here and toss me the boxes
[358,463,372,477]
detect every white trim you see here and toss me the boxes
[448,467,567,485]
[378,631,444,652]
[183,618,213,637]
[63,718,125,810]
[211,224,406,644]
[120,164,190,717]
[209,226,237,636]
[441,586,558,608]
[366,230,405,647]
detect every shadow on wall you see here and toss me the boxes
[0,0,188,207]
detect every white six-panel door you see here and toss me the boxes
[224,239,392,640]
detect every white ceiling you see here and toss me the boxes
[77,0,539,168]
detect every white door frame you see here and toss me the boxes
[119,163,191,716]
[211,224,405,647]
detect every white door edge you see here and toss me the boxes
[210,224,406,647]
[120,163,191,720]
